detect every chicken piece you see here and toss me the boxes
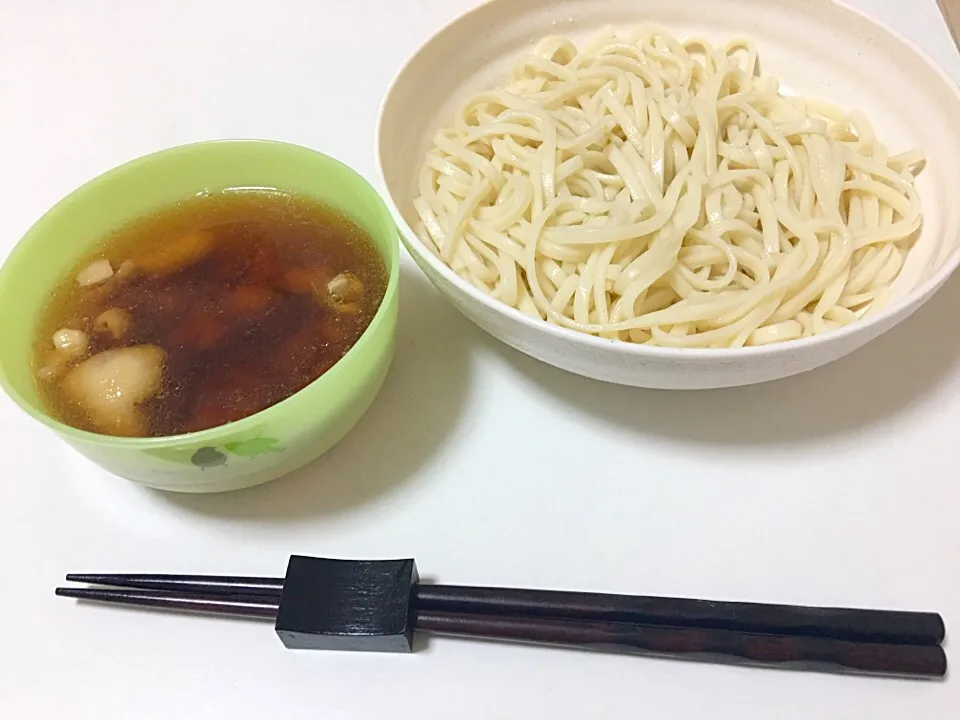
[77,259,114,287]
[52,328,89,358]
[326,272,363,314]
[73,260,138,320]
[283,267,345,308]
[327,272,363,303]
[115,259,138,280]
[38,328,92,380]
[135,230,215,276]
[283,268,363,314]
[61,345,165,437]
[37,353,69,381]
[94,309,132,340]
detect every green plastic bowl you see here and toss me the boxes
[0,140,399,492]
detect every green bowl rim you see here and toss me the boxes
[0,138,400,448]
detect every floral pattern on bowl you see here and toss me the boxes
[145,437,283,469]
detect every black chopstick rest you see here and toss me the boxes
[274,555,419,652]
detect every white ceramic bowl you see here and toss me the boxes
[377,0,960,389]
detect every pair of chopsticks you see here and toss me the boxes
[57,559,947,678]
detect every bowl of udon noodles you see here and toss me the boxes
[376,0,960,388]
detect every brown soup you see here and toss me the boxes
[32,189,387,438]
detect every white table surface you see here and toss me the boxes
[1,1,959,717]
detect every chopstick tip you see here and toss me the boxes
[65,573,99,583]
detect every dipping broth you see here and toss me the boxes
[32,190,388,438]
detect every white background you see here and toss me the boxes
[1,1,959,717]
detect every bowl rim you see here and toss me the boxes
[0,138,400,448]
[375,0,960,359]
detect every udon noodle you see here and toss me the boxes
[412,27,924,348]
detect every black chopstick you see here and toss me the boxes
[56,586,279,619]
[422,612,946,678]
[66,572,945,646]
[55,585,947,678]
[66,574,283,597]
